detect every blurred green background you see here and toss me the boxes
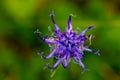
[0,0,120,80]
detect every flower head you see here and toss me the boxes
[35,11,100,72]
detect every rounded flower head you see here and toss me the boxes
[35,11,100,72]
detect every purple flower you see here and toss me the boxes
[35,11,100,72]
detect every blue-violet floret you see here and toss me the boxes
[35,11,100,72]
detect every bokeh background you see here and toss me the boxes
[0,0,120,80]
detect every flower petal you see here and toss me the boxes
[73,57,86,69]
[47,58,63,69]
[35,29,43,40]
[43,38,57,44]
[77,26,95,38]
[62,53,70,68]
[83,47,100,56]
[43,49,57,59]
[50,11,62,37]
[66,15,72,34]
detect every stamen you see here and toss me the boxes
[37,52,44,59]
[81,67,90,74]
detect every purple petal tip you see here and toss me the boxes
[49,11,55,17]
[88,25,95,29]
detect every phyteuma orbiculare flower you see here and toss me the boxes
[35,11,100,73]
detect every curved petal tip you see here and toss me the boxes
[49,11,55,17]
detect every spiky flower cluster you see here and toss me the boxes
[35,11,100,72]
